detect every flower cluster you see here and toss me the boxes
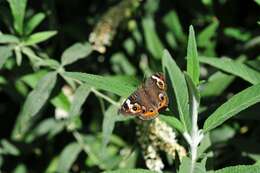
[136,118,186,172]
[89,0,141,53]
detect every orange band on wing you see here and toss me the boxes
[139,110,158,120]
[159,97,168,110]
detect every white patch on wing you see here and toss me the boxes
[152,75,163,83]
[126,99,135,113]
[152,75,164,89]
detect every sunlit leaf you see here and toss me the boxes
[61,42,92,66]
[162,50,191,132]
[0,34,19,43]
[64,72,136,97]
[25,12,46,35]
[187,26,200,85]
[8,0,27,35]
[23,31,57,46]
[203,83,260,132]
[199,56,260,84]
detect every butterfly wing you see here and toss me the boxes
[119,72,168,120]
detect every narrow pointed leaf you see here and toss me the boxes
[0,46,13,69]
[64,72,136,97]
[12,72,57,140]
[163,10,186,43]
[25,13,46,35]
[61,42,92,66]
[8,0,27,35]
[162,50,191,132]
[187,25,200,85]
[57,142,82,173]
[23,31,57,46]
[200,56,260,84]
[0,34,19,43]
[68,84,91,117]
[203,83,260,132]
[142,17,164,59]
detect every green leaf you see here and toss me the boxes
[111,52,136,75]
[179,157,207,173]
[23,31,57,46]
[162,50,191,132]
[1,139,20,156]
[25,12,46,35]
[13,164,27,173]
[103,169,157,173]
[25,118,63,142]
[81,134,125,170]
[51,91,71,111]
[203,83,260,132]
[163,10,186,43]
[0,46,13,69]
[159,114,184,133]
[0,34,19,43]
[210,125,235,143]
[185,73,200,132]
[61,42,92,66]
[14,46,22,66]
[142,17,164,59]
[64,72,136,97]
[57,142,82,173]
[201,72,235,97]
[68,84,91,117]
[199,56,260,84]
[12,72,57,140]
[255,0,260,6]
[214,164,260,173]
[224,27,251,41]
[187,25,200,85]
[21,70,48,88]
[197,19,219,48]
[8,0,27,35]
[102,103,128,154]
[102,105,119,151]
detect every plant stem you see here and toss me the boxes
[91,88,120,107]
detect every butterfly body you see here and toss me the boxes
[119,73,168,120]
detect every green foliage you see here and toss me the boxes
[162,50,191,132]
[187,26,200,85]
[103,169,157,173]
[214,164,260,173]
[64,72,136,97]
[57,142,82,173]
[61,42,92,66]
[142,17,164,59]
[203,83,260,132]
[200,56,260,84]
[12,72,57,140]
[1,0,260,172]
[8,0,27,35]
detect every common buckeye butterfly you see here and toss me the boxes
[119,72,169,120]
